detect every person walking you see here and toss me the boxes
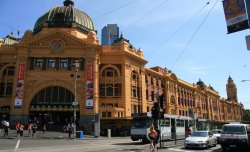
[15,122,21,138]
[148,125,157,151]
[32,123,37,138]
[20,123,24,137]
[67,123,72,138]
[28,123,32,135]
[3,120,9,137]
[43,123,46,133]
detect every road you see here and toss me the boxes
[0,130,223,152]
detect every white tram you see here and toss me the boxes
[131,112,192,143]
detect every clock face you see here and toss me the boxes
[53,43,62,52]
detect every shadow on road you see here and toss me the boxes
[112,141,144,146]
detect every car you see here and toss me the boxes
[211,129,222,143]
[184,130,217,149]
[220,123,250,151]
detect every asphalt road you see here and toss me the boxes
[0,130,223,152]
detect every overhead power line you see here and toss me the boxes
[172,0,219,68]
[93,0,140,20]
[0,22,23,37]
[124,0,170,33]
[148,1,211,58]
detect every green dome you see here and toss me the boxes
[33,0,95,34]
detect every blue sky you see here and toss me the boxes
[0,0,250,109]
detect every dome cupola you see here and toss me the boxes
[33,0,95,34]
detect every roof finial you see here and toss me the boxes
[64,0,74,6]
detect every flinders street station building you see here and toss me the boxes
[0,0,244,135]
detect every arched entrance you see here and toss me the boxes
[29,86,79,131]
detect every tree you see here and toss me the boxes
[243,109,250,123]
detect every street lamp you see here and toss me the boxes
[241,80,250,82]
[71,60,80,139]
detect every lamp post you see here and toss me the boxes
[71,60,80,139]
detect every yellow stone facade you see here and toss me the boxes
[0,1,243,135]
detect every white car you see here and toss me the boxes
[184,131,217,149]
[211,129,222,143]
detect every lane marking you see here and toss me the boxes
[14,138,20,152]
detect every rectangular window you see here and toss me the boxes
[151,91,154,101]
[160,118,170,127]
[35,58,43,68]
[60,59,68,68]
[107,112,112,117]
[48,58,56,68]
[99,84,105,96]
[106,104,113,108]
[132,86,137,98]
[146,90,148,100]
[106,69,113,77]
[6,68,14,76]
[102,112,106,117]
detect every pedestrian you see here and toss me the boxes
[67,123,72,138]
[32,123,37,138]
[28,123,32,135]
[43,123,46,133]
[3,120,9,137]
[20,123,24,137]
[148,125,157,151]
[16,121,21,137]
[187,126,192,136]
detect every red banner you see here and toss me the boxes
[14,64,25,108]
[86,65,93,109]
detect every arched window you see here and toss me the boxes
[0,66,15,97]
[101,67,118,77]
[99,66,121,97]
[31,86,74,104]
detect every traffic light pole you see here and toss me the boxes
[157,95,161,149]
[72,60,80,139]
[152,92,165,149]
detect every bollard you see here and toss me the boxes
[107,129,111,138]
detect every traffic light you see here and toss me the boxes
[151,102,160,120]
[159,95,164,109]
[160,112,164,119]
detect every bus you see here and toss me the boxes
[130,112,192,143]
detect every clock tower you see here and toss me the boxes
[226,76,238,102]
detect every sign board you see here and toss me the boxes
[246,35,250,50]
[14,64,25,108]
[86,65,93,109]
[223,0,249,34]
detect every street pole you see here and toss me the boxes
[73,60,79,139]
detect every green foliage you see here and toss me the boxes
[243,109,250,122]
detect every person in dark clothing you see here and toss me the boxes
[32,123,37,138]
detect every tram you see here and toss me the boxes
[130,112,192,143]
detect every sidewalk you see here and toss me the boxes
[0,129,129,140]
[0,129,87,140]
